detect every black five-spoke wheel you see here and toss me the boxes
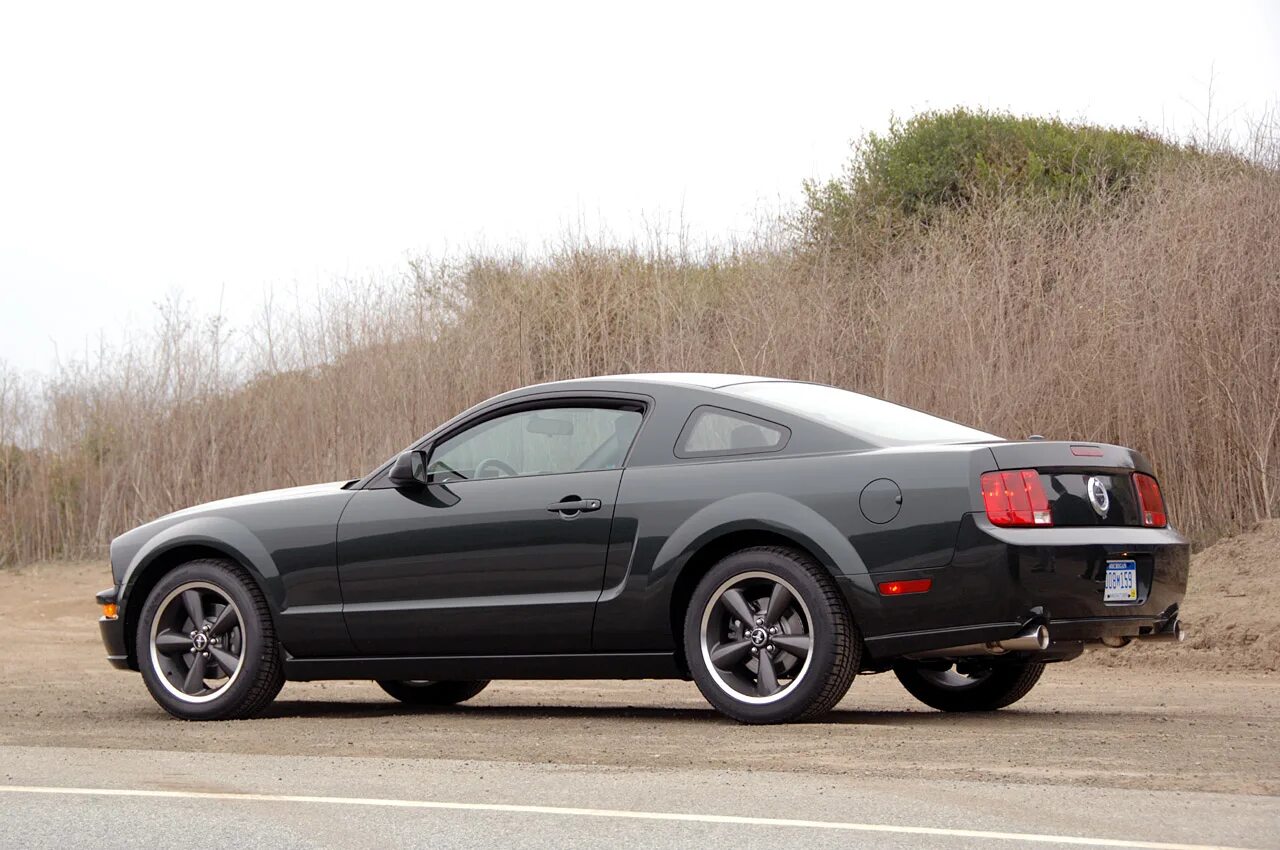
[893,658,1046,712]
[700,571,813,703]
[685,546,860,724]
[137,559,284,720]
[150,582,245,702]
[376,679,491,706]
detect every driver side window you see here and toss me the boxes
[427,405,643,481]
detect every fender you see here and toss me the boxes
[111,482,358,660]
[653,491,872,587]
[107,516,282,670]
[592,491,879,653]
[119,516,282,615]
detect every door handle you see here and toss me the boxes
[546,498,602,514]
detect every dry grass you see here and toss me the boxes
[1,155,1277,565]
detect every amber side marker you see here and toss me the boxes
[877,578,932,596]
[101,602,118,619]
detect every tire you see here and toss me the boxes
[893,659,1045,712]
[683,546,859,724]
[375,680,491,706]
[135,558,285,720]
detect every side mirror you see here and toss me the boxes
[388,449,428,488]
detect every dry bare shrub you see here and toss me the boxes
[0,152,1276,565]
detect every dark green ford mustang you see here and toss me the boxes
[97,373,1189,723]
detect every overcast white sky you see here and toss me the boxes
[1,1,1278,375]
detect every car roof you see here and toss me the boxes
[521,373,788,392]
[353,374,810,488]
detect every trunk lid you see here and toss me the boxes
[985,441,1156,528]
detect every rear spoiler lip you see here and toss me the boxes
[983,440,1157,477]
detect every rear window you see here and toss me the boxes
[721,382,999,447]
[676,406,789,457]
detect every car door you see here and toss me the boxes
[336,400,645,656]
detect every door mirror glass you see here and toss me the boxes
[387,449,428,487]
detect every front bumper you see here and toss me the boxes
[858,513,1191,661]
[96,587,131,669]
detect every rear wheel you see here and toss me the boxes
[893,659,1045,712]
[376,680,490,706]
[684,546,859,724]
[136,559,284,720]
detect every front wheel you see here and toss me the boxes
[893,659,1045,712]
[684,546,860,724]
[136,559,284,720]
[376,680,490,706]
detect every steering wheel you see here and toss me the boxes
[474,457,518,479]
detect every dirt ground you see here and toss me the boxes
[1080,519,1280,673]
[2,527,1278,797]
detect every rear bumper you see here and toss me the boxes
[863,612,1182,661]
[857,513,1190,660]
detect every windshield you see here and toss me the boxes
[721,381,1000,447]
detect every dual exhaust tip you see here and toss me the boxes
[1147,620,1188,643]
[908,624,1049,660]
[988,627,1049,652]
[1098,620,1186,649]
[909,620,1186,660]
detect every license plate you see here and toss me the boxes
[1104,560,1138,602]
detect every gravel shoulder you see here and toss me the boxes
[2,556,1277,797]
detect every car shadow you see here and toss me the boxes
[260,700,715,722]
[257,700,1048,725]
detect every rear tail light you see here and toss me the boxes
[981,470,1053,527]
[1133,473,1167,527]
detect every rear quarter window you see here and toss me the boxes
[675,406,790,458]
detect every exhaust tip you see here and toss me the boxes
[1140,619,1188,643]
[995,624,1051,653]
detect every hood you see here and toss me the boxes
[109,479,356,585]
[158,480,354,521]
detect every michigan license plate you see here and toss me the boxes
[1104,560,1138,602]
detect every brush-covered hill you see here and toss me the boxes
[1,109,1277,565]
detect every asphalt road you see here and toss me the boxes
[2,745,1277,850]
[4,564,1279,849]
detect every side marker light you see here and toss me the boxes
[878,578,932,596]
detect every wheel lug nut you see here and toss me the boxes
[769,627,778,634]
[750,647,759,655]
[756,618,764,625]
